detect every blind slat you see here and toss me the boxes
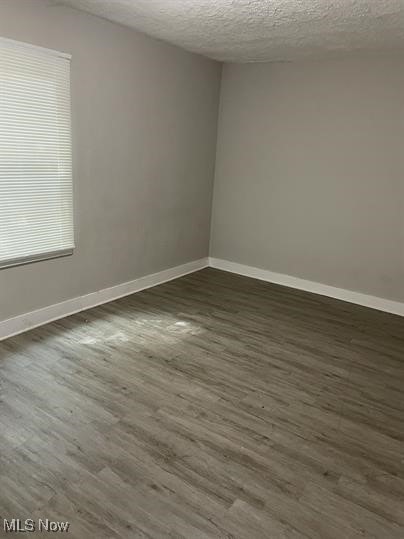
[0,38,73,268]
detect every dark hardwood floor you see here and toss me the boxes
[0,268,403,538]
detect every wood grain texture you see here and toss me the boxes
[0,268,403,538]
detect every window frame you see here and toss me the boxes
[0,37,74,270]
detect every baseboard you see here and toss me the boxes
[0,258,209,341]
[3,255,403,342]
[209,257,404,317]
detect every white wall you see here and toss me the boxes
[0,0,221,321]
[211,57,404,302]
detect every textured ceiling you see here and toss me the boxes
[55,0,404,62]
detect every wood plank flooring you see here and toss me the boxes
[0,268,403,538]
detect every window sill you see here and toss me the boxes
[0,248,74,270]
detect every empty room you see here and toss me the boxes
[0,0,403,537]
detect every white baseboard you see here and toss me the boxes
[209,257,404,317]
[2,255,403,342]
[0,258,208,341]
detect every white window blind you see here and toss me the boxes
[0,37,74,269]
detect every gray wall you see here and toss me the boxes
[211,58,404,302]
[0,0,221,321]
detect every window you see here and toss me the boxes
[0,37,73,269]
